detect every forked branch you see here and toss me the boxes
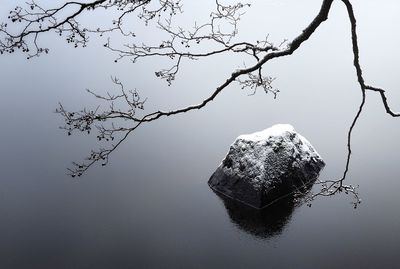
[306,0,399,208]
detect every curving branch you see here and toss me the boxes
[304,0,366,208]
[305,0,399,208]
[53,0,335,177]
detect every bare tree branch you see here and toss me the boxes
[2,0,399,208]
[305,0,398,208]
[50,0,335,177]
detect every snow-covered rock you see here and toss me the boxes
[208,124,325,209]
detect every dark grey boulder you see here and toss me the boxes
[208,124,325,209]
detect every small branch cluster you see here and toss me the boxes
[312,180,361,208]
[238,72,277,97]
[55,77,146,177]
[0,0,182,58]
[105,1,281,86]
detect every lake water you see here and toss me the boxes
[0,1,400,268]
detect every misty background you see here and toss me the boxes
[0,0,399,268]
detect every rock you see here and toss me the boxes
[208,124,325,209]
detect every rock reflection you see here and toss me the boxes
[213,190,296,239]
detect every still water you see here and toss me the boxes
[0,0,400,268]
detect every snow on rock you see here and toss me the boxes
[208,124,325,209]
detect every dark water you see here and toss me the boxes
[1,1,400,268]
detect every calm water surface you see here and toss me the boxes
[0,1,400,268]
